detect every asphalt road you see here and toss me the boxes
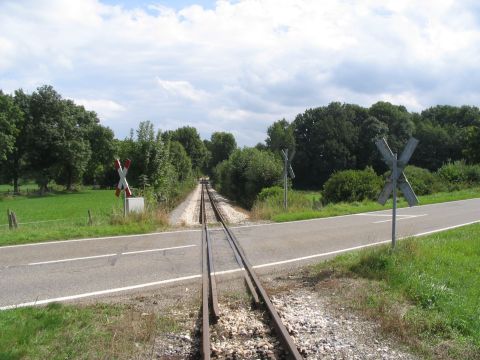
[1,198,479,309]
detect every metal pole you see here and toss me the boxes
[392,153,397,249]
[124,190,127,217]
[284,149,288,210]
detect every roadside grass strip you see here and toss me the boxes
[311,223,480,359]
[0,302,180,360]
[271,187,480,222]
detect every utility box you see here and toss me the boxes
[126,197,145,214]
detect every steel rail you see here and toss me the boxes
[200,182,211,359]
[205,185,260,305]
[204,182,302,360]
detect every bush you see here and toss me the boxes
[437,161,480,189]
[402,166,445,195]
[322,167,382,203]
[212,148,283,208]
[252,186,315,220]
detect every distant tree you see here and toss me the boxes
[213,147,282,207]
[368,101,414,154]
[293,103,359,188]
[54,100,93,190]
[0,91,24,191]
[208,131,237,170]
[254,142,268,151]
[169,140,192,181]
[265,119,295,155]
[83,123,116,186]
[356,116,389,171]
[169,126,207,172]
[0,91,21,162]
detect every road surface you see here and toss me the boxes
[1,198,479,309]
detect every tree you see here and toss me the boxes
[83,123,115,186]
[168,126,207,172]
[169,141,192,181]
[368,101,414,154]
[213,147,282,207]
[356,116,389,171]
[208,132,237,170]
[0,92,21,162]
[0,91,24,191]
[265,119,295,154]
[292,103,360,188]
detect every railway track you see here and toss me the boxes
[199,180,302,359]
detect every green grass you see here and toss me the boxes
[254,187,480,222]
[0,189,167,246]
[0,302,179,359]
[310,223,480,359]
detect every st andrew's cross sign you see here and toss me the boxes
[281,149,295,210]
[375,137,419,207]
[114,159,132,198]
[375,137,419,248]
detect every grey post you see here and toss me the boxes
[283,149,288,210]
[281,149,296,210]
[375,137,419,249]
[392,153,397,248]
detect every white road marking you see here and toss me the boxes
[1,198,478,249]
[373,214,427,224]
[27,244,197,266]
[0,229,201,250]
[3,219,479,311]
[0,274,202,311]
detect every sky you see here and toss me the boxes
[1,0,479,145]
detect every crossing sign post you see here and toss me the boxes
[281,149,295,210]
[375,137,419,248]
[114,159,132,217]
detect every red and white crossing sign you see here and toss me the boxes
[114,159,132,197]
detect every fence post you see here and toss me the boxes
[7,209,13,230]
[88,209,93,226]
[11,212,18,229]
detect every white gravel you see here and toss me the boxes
[272,289,419,360]
[169,182,250,226]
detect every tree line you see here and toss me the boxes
[2,85,480,208]
[262,101,480,189]
[0,85,236,206]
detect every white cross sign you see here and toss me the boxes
[375,137,419,207]
[114,159,132,197]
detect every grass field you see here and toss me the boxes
[252,187,480,222]
[310,223,480,359]
[0,302,180,359]
[0,189,167,246]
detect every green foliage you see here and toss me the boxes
[402,165,445,195]
[437,161,480,189]
[207,131,237,170]
[213,148,282,207]
[0,91,21,162]
[322,167,382,203]
[313,224,480,358]
[265,118,295,154]
[293,103,360,188]
[167,126,208,172]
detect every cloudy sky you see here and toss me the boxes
[1,0,479,145]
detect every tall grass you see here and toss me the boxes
[311,223,480,359]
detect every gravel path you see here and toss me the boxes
[169,183,202,226]
[169,182,250,227]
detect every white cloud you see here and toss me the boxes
[75,98,126,120]
[156,78,209,102]
[1,0,480,145]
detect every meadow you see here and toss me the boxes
[310,223,480,359]
[0,187,167,246]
